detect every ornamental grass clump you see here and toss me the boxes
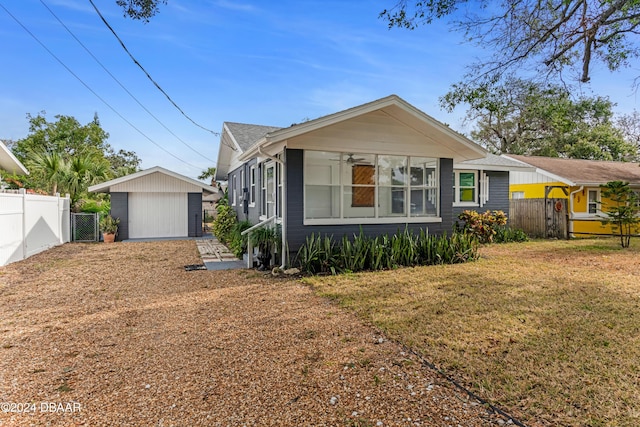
[295,228,478,275]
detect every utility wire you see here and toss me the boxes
[88,0,223,138]
[39,0,217,163]
[0,2,203,171]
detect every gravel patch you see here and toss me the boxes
[0,241,506,426]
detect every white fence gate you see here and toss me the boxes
[0,190,70,266]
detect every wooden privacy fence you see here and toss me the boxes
[509,198,568,239]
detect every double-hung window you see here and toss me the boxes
[454,170,477,205]
[249,166,256,206]
[231,174,237,206]
[588,189,599,214]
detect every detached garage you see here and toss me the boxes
[89,166,218,241]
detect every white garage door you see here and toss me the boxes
[128,192,188,238]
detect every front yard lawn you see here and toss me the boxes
[306,239,640,426]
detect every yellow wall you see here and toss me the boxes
[510,182,569,199]
[572,219,617,237]
[510,183,625,237]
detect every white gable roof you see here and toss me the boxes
[243,95,486,161]
[88,166,217,194]
[216,95,488,176]
[0,140,28,176]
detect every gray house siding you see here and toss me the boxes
[452,171,510,227]
[187,192,203,237]
[229,161,262,224]
[285,149,454,253]
[228,167,243,220]
[110,192,128,241]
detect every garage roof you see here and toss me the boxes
[89,166,218,194]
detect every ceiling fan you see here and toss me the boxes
[344,153,367,164]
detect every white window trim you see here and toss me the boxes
[249,165,256,207]
[303,151,440,222]
[453,170,479,207]
[231,174,237,206]
[587,188,600,216]
[304,217,443,226]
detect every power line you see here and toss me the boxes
[88,0,222,138]
[0,2,203,171]
[39,0,217,163]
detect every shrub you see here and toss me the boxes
[229,220,252,258]
[493,225,529,243]
[212,194,237,243]
[457,210,508,243]
[76,198,110,216]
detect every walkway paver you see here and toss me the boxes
[196,236,246,270]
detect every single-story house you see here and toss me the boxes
[89,166,217,241]
[215,95,529,266]
[0,140,29,177]
[506,154,640,237]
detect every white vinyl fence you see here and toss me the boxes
[0,190,70,266]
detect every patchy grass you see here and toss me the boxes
[305,238,640,427]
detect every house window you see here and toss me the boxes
[511,191,525,199]
[231,173,237,206]
[304,151,439,222]
[277,159,283,217]
[454,171,477,205]
[249,165,256,206]
[409,157,438,217]
[588,189,599,214]
[261,162,277,218]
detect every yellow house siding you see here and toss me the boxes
[509,182,568,199]
[571,219,616,236]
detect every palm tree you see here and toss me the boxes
[198,167,217,186]
[26,150,67,195]
[66,154,111,205]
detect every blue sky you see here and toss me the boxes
[1,0,639,180]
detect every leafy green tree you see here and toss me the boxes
[12,113,141,205]
[441,77,638,160]
[116,0,166,22]
[599,181,640,248]
[106,148,141,177]
[13,113,109,161]
[616,110,640,153]
[381,0,640,84]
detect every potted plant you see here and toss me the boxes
[250,226,279,270]
[100,214,119,243]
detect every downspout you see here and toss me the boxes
[257,146,287,269]
[568,186,583,238]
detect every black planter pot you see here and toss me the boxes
[257,252,272,271]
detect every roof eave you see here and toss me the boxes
[0,141,29,176]
[88,166,216,194]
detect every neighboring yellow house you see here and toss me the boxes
[506,155,640,237]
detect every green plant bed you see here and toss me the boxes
[295,229,478,275]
